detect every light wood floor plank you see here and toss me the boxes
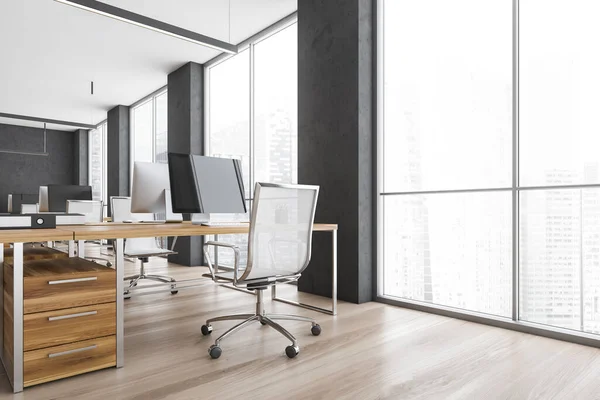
[1,246,600,399]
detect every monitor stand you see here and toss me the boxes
[191,213,210,225]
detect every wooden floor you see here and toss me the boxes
[2,246,600,399]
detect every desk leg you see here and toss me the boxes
[271,230,338,316]
[77,240,86,259]
[68,240,76,257]
[115,238,124,368]
[0,243,3,384]
[12,243,24,392]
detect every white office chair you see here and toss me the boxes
[110,196,178,297]
[201,182,321,359]
[66,200,112,267]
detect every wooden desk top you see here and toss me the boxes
[66,222,338,240]
[0,228,73,244]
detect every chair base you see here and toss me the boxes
[201,289,321,359]
[124,258,177,297]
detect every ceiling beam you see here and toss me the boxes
[0,112,98,130]
[55,0,238,54]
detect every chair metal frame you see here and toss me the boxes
[110,196,178,297]
[202,182,321,359]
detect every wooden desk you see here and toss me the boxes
[0,222,337,393]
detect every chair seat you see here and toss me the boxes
[204,270,299,287]
[124,248,175,258]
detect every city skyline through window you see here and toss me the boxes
[379,0,600,335]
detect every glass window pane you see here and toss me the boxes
[89,126,103,202]
[133,99,153,163]
[520,0,600,186]
[155,92,168,164]
[520,188,600,333]
[382,0,512,192]
[208,49,251,198]
[254,24,298,185]
[383,191,512,317]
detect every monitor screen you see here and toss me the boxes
[190,155,247,214]
[46,185,92,212]
[168,153,201,214]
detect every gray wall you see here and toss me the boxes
[297,0,374,304]
[73,129,89,186]
[0,123,76,212]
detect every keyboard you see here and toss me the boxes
[200,221,249,227]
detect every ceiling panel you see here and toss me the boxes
[0,0,296,128]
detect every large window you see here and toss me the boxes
[205,20,298,266]
[378,0,600,338]
[89,121,107,216]
[130,89,168,167]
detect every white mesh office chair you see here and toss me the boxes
[66,200,112,267]
[110,196,177,297]
[201,183,321,359]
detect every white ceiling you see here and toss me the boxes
[0,0,296,129]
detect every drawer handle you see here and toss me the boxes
[48,277,98,285]
[48,310,98,321]
[48,344,97,358]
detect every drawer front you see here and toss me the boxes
[24,335,116,387]
[24,270,116,314]
[24,302,116,351]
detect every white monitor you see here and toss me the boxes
[131,162,177,215]
[38,186,49,212]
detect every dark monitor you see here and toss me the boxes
[8,193,38,214]
[168,153,201,214]
[46,185,92,212]
[167,153,246,214]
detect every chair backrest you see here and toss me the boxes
[20,204,38,214]
[110,196,132,222]
[66,200,103,223]
[239,183,319,282]
[111,196,164,253]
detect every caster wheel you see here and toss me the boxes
[171,290,178,295]
[285,345,299,359]
[311,324,322,336]
[201,325,213,336]
[106,262,112,267]
[124,291,131,300]
[260,320,267,326]
[208,345,222,359]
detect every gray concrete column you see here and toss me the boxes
[107,105,130,216]
[167,62,204,266]
[73,129,88,186]
[297,0,374,303]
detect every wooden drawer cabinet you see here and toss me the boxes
[6,257,116,314]
[24,335,116,387]
[24,302,116,351]
[3,256,117,388]
[3,246,68,264]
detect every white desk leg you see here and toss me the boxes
[115,238,125,367]
[332,229,337,316]
[77,240,86,259]
[0,243,3,380]
[12,242,24,392]
[68,240,76,257]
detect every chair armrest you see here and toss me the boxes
[203,241,241,283]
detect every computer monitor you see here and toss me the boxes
[167,153,247,215]
[130,162,170,214]
[39,185,92,212]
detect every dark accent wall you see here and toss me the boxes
[298,0,374,303]
[0,123,75,212]
[107,105,130,215]
[73,129,89,186]
[167,62,204,266]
